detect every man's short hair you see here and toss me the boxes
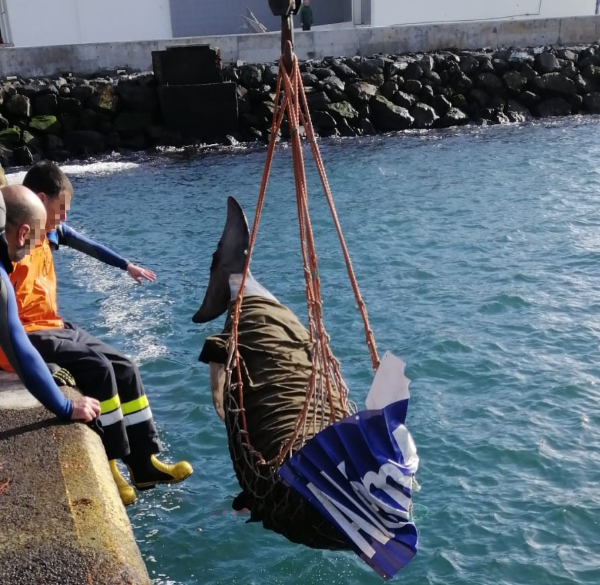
[4,194,32,232]
[23,161,72,199]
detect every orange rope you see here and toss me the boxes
[228,53,380,465]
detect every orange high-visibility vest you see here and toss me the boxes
[0,238,63,372]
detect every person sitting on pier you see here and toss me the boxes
[0,162,193,506]
[0,184,101,423]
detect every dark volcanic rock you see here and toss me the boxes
[477,72,504,94]
[581,65,600,84]
[63,130,107,154]
[0,126,21,148]
[331,61,357,81]
[505,99,533,123]
[432,94,452,114]
[451,94,469,110]
[535,97,572,117]
[114,112,153,139]
[239,65,263,88]
[301,73,319,87]
[520,63,538,81]
[411,102,439,128]
[503,71,528,94]
[533,73,577,97]
[519,90,541,109]
[370,95,413,130]
[345,81,378,104]
[336,118,357,137]
[263,65,279,86]
[13,145,34,166]
[404,63,423,80]
[45,133,65,155]
[469,89,490,108]
[4,94,31,118]
[380,81,398,101]
[313,67,335,80]
[536,52,560,73]
[437,107,469,127]
[70,85,95,103]
[420,84,435,104]
[0,41,598,168]
[306,91,331,110]
[570,93,583,112]
[358,61,384,86]
[320,76,345,94]
[310,110,337,129]
[393,90,417,109]
[322,101,359,124]
[404,79,422,95]
[88,85,119,114]
[32,94,57,116]
[492,58,510,74]
[460,55,479,74]
[583,92,600,113]
[450,70,473,93]
[359,118,377,135]
[116,82,158,113]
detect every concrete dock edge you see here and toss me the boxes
[0,372,151,585]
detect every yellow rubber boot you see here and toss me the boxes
[109,460,136,506]
[127,455,193,490]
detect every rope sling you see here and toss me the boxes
[228,50,380,466]
[216,44,384,549]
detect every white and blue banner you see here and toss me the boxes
[279,399,419,580]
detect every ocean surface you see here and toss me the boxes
[9,116,600,585]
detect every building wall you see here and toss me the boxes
[371,0,595,27]
[4,0,172,47]
[3,15,600,79]
[169,0,351,37]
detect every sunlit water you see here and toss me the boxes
[9,117,600,585]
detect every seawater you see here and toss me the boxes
[9,116,600,585]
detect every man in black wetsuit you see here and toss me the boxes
[0,184,101,422]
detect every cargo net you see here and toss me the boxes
[223,51,381,544]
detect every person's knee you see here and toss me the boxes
[71,350,116,390]
[111,354,142,389]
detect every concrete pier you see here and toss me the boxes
[0,372,150,585]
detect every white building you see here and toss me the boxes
[0,0,172,47]
[364,0,596,27]
[0,0,597,48]
[0,0,350,47]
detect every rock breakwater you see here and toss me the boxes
[0,43,599,168]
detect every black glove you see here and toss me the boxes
[47,363,77,387]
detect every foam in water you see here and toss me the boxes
[5,161,140,185]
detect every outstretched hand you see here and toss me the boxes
[127,263,157,284]
[71,396,101,423]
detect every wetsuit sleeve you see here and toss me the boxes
[58,223,129,270]
[0,266,73,419]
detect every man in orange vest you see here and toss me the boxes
[0,184,100,422]
[0,162,193,505]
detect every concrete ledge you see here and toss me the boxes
[0,15,600,78]
[0,372,150,585]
